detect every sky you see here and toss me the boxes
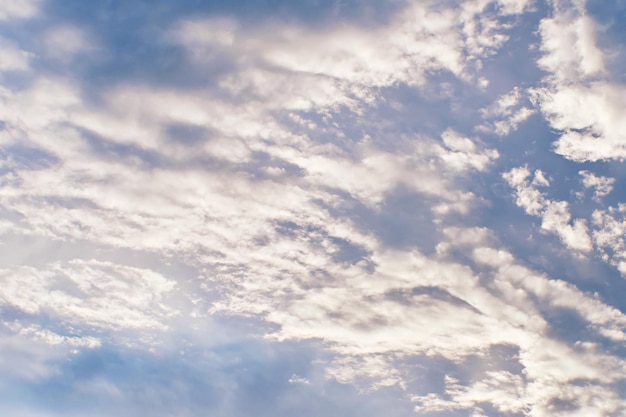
[1,0,626,415]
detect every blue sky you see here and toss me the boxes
[1,0,626,416]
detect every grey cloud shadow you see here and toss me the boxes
[539,305,626,358]
[385,286,483,315]
[318,187,442,254]
[273,219,371,269]
[77,124,311,182]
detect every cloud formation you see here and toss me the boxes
[503,166,593,252]
[1,0,626,416]
[531,0,626,162]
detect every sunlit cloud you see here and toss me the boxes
[1,0,625,416]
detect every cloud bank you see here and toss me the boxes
[1,0,626,416]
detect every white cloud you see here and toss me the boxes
[413,372,527,414]
[461,0,536,60]
[592,205,626,275]
[1,1,624,416]
[436,226,491,254]
[204,223,626,415]
[7,322,101,348]
[168,4,468,111]
[241,236,626,415]
[532,1,626,162]
[0,59,502,274]
[537,13,605,81]
[0,37,31,72]
[438,129,500,172]
[541,200,593,252]
[580,170,614,201]
[475,246,626,341]
[532,82,626,162]
[503,166,593,252]
[532,170,550,187]
[288,374,310,385]
[478,87,535,135]
[415,370,626,417]
[170,0,534,106]
[0,260,177,331]
[504,165,626,278]
[44,25,93,60]
[0,0,40,20]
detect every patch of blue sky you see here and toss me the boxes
[0,336,417,417]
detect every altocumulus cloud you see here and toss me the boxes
[1,0,626,416]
